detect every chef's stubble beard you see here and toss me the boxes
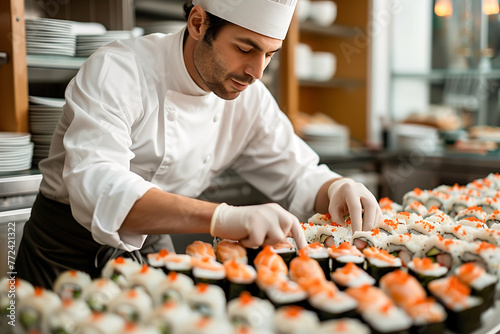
[193,39,253,100]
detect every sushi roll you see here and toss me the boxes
[461,241,500,278]
[455,262,498,311]
[300,242,331,279]
[318,318,370,334]
[164,253,193,277]
[428,275,483,334]
[307,289,358,321]
[300,222,322,244]
[475,197,500,214]
[180,316,233,334]
[289,250,326,282]
[351,228,387,251]
[423,191,451,211]
[224,260,257,300]
[384,233,428,266]
[53,270,92,300]
[407,219,440,236]
[81,277,121,312]
[120,323,161,334]
[156,271,194,305]
[438,224,475,242]
[255,265,289,300]
[127,264,166,302]
[422,235,466,271]
[296,277,337,297]
[472,228,500,247]
[345,284,393,314]
[327,241,365,270]
[74,312,126,334]
[43,298,92,334]
[446,195,476,217]
[360,303,412,334]
[186,240,216,260]
[265,279,308,309]
[407,257,448,290]
[186,283,226,319]
[191,257,226,289]
[404,299,447,334]
[101,257,142,288]
[1,277,34,322]
[379,270,428,310]
[375,218,408,236]
[227,291,274,330]
[402,188,428,207]
[308,213,333,225]
[253,245,288,275]
[403,200,428,217]
[379,197,403,212]
[424,211,454,226]
[362,247,402,283]
[455,205,487,221]
[315,225,352,248]
[485,210,500,228]
[216,239,247,264]
[271,239,297,267]
[18,287,62,333]
[485,172,500,188]
[273,305,320,333]
[147,248,170,273]
[456,217,487,229]
[380,205,397,218]
[148,299,195,334]
[422,205,445,219]
[108,288,154,323]
[330,262,376,290]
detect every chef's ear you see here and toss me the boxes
[187,5,208,42]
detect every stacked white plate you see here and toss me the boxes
[0,133,33,173]
[26,18,76,57]
[302,123,350,156]
[28,96,65,164]
[76,30,133,57]
[141,20,187,35]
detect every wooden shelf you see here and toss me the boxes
[299,21,359,38]
[299,77,364,88]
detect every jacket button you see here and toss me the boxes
[167,111,178,121]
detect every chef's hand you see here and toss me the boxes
[210,203,307,249]
[328,178,383,232]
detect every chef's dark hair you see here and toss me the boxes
[184,3,230,45]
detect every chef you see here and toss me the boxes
[17,0,382,288]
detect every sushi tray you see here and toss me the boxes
[2,173,500,334]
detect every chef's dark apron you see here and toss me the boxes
[16,192,174,289]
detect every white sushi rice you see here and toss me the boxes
[318,318,370,334]
[274,306,320,333]
[227,295,275,330]
[362,305,412,333]
[308,290,357,314]
[407,260,448,278]
[164,254,193,272]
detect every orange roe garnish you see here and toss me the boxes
[371,228,380,236]
[115,257,125,264]
[239,291,253,306]
[127,290,138,298]
[284,305,303,318]
[69,270,77,277]
[363,247,396,264]
[335,319,349,332]
[162,300,176,309]
[159,249,169,257]
[477,241,496,253]
[196,316,210,328]
[125,322,137,332]
[140,264,149,273]
[196,283,208,293]
[34,286,44,296]
[414,188,423,195]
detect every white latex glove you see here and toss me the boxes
[210,202,307,249]
[328,178,383,232]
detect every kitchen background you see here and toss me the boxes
[2,0,500,254]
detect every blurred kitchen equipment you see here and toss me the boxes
[0,133,34,173]
[302,123,349,155]
[141,20,187,35]
[309,1,337,26]
[297,0,311,22]
[295,43,313,80]
[390,123,440,153]
[311,52,336,81]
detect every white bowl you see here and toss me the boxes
[309,1,337,26]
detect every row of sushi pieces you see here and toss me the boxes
[0,260,371,334]
[399,172,500,218]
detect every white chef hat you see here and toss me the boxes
[192,0,298,40]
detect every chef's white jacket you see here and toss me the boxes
[39,28,339,251]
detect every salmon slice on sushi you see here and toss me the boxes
[253,245,288,275]
[223,259,257,300]
[407,257,448,290]
[186,240,216,260]
[331,262,375,290]
[455,261,498,311]
[327,241,365,270]
[362,247,402,283]
[300,242,331,279]
[216,239,247,264]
